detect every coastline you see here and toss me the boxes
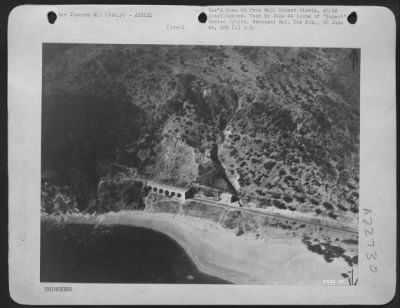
[42,210,352,285]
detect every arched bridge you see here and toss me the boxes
[143,180,194,201]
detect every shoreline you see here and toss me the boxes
[42,210,353,285]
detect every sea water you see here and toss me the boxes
[40,223,230,284]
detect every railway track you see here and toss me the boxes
[191,197,358,235]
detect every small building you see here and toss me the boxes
[219,192,240,207]
[192,183,221,201]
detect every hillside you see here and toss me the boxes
[42,44,360,225]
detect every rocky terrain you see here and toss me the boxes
[42,44,360,226]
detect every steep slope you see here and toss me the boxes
[42,44,360,225]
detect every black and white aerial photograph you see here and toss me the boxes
[40,44,360,285]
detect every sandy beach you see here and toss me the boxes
[42,210,352,285]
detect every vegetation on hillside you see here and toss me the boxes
[42,44,360,225]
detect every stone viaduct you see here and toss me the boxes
[143,180,194,201]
